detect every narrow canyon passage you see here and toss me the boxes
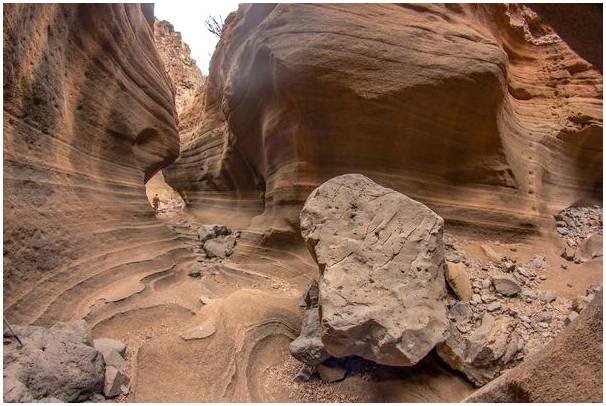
[3,3,602,403]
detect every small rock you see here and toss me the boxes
[486,302,501,312]
[561,263,568,270]
[542,290,557,303]
[481,294,496,303]
[557,227,569,235]
[564,311,579,325]
[103,366,129,398]
[188,269,202,278]
[470,294,481,305]
[294,364,316,382]
[199,295,214,305]
[197,224,231,244]
[567,281,573,288]
[445,262,472,301]
[450,303,473,323]
[481,245,503,262]
[180,320,216,341]
[491,274,521,297]
[94,338,126,357]
[317,364,347,383]
[562,246,575,261]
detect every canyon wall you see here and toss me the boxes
[164,4,602,240]
[153,19,205,115]
[3,4,182,325]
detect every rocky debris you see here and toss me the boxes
[289,308,330,367]
[196,224,238,259]
[300,174,448,367]
[445,262,472,301]
[317,364,347,383]
[554,204,602,244]
[179,320,217,341]
[437,313,521,386]
[555,205,603,263]
[440,237,580,386]
[3,320,105,402]
[204,234,237,259]
[198,224,231,244]
[103,366,129,398]
[464,291,603,402]
[491,273,521,296]
[93,338,126,357]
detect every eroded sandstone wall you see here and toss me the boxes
[164,4,602,240]
[153,19,205,115]
[3,4,181,324]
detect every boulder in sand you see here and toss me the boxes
[300,174,448,366]
[197,224,231,244]
[3,320,105,402]
[203,235,237,258]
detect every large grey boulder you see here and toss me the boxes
[300,174,448,366]
[3,320,105,402]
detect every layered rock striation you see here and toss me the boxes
[3,4,181,325]
[153,19,205,115]
[164,4,602,240]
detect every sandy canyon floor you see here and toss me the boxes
[71,177,599,403]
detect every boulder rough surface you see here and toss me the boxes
[300,174,448,366]
[3,320,105,402]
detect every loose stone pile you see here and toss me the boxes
[437,239,595,385]
[556,205,603,263]
[197,224,238,259]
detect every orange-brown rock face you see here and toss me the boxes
[3,4,180,325]
[153,19,205,115]
[164,4,602,239]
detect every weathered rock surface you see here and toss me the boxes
[445,262,472,301]
[3,320,105,402]
[179,320,217,341]
[103,366,129,398]
[198,224,231,243]
[437,313,520,386]
[164,4,602,240]
[288,307,329,367]
[203,234,237,259]
[94,338,126,357]
[491,273,521,296]
[3,3,181,327]
[300,174,448,367]
[465,291,603,402]
[153,19,205,114]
